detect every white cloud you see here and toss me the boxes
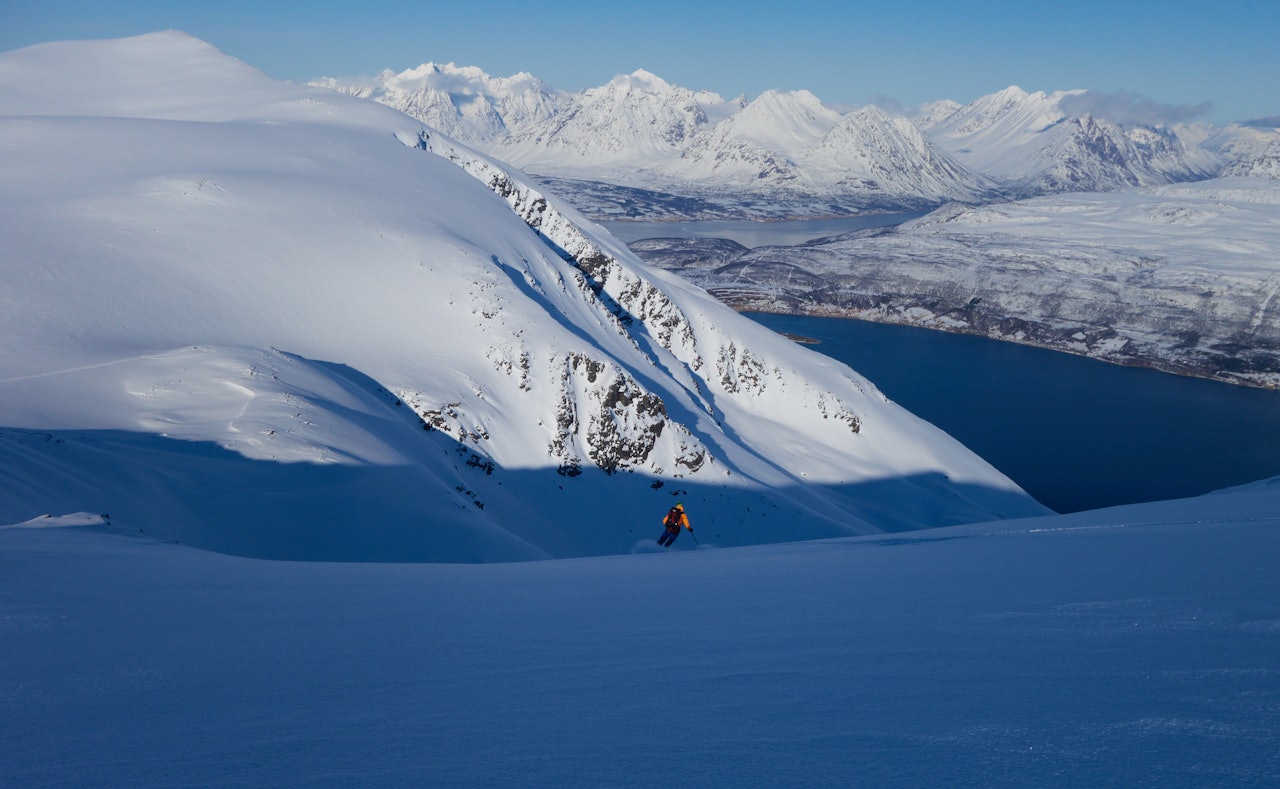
[1059,89,1211,126]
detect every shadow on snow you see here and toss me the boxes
[0,421,1044,564]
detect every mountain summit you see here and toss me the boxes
[921,85,1217,194]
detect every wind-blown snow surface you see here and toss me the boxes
[4,482,1280,787]
[0,33,1046,562]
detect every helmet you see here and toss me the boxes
[675,502,684,510]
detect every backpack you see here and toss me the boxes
[664,507,683,532]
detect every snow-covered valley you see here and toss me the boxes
[632,177,1280,387]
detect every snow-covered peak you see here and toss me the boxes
[720,88,842,155]
[394,61,491,87]
[314,61,567,145]
[604,68,674,95]
[495,68,714,169]
[929,85,1214,192]
[827,104,935,148]
[665,89,853,188]
[800,105,993,199]
[911,98,964,130]
[928,86,1076,162]
[0,33,1047,561]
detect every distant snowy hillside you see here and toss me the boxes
[1222,140,1280,179]
[0,32,1048,562]
[636,178,1280,387]
[1204,121,1280,167]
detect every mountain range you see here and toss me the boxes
[320,61,1280,387]
[319,64,1278,218]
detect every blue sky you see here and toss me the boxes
[3,0,1276,124]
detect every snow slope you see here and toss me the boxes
[0,33,1047,562]
[4,481,1279,787]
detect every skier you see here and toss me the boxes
[657,502,693,547]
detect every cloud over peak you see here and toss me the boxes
[1059,90,1211,126]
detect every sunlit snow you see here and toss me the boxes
[0,32,1043,561]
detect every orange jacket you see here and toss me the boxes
[662,508,691,532]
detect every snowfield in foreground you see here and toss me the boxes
[4,481,1279,787]
[0,32,1047,562]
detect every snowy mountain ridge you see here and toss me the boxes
[321,65,996,209]
[320,68,1276,217]
[313,61,569,146]
[0,32,1047,562]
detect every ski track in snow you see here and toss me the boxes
[0,350,201,384]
